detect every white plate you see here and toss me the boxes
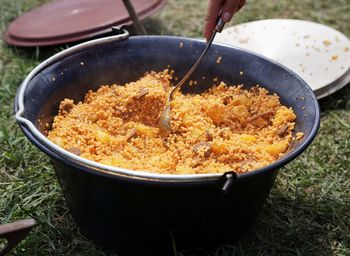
[214,19,350,99]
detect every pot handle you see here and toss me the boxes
[15,29,129,124]
[221,171,237,194]
[0,219,36,256]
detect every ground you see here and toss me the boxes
[0,0,350,255]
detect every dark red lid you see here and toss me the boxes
[5,0,166,46]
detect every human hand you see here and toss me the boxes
[204,0,246,41]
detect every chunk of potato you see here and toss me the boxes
[276,106,296,122]
[51,137,65,147]
[206,103,225,124]
[266,143,288,157]
[211,141,229,155]
[135,124,158,138]
[182,113,193,127]
[96,130,111,143]
[102,154,125,166]
[176,165,195,174]
[190,128,203,137]
[240,134,257,142]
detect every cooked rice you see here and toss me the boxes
[48,70,298,175]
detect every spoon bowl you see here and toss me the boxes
[157,18,225,136]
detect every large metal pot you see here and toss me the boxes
[15,31,320,253]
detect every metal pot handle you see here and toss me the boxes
[221,171,237,194]
[0,219,36,256]
[15,28,129,126]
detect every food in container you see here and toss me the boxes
[48,70,302,175]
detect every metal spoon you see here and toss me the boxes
[158,17,226,137]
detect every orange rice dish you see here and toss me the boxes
[48,70,301,175]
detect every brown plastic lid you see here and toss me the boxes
[5,0,166,46]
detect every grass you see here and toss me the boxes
[1,0,350,255]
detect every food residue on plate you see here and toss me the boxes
[323,40,332,47]
[331,54,339,61]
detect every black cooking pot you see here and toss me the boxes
[15,31,320,254]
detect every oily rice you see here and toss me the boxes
[48,70,300,175]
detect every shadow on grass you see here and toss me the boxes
[245,196,347,255]
[178,193,349,255]
[25,185,347,256]
[318,82,350,112]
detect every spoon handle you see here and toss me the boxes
[215,17,225,32]
[169,17,225,100]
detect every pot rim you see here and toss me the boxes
[15,32,320,182]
